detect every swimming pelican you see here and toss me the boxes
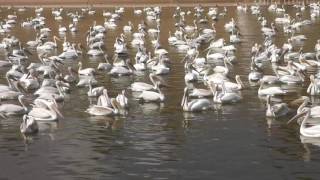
[76,75,98,87]
[116,90,129,109]
[78,62,96,76]
[307,75,320,96]
[28,98,64,121]
[224,18,237,32]
[20,115,39,134]
[221,75,245,91]
[97,54,112,71]
[37,36,61,51]
[97,89,112,107]
[131,73,157,92]
[138,82,165,102]
[19,69,40,90]
[211,83,242,104]
[0,95,27,116]
[64,67,77,83]
[36,81,66,102]
[109,59,135,76]
[184,63,199,82]
[265,95,289,117]
[184,20,198,33]
[181,87,211,112]
[288,109,320,138]
[86,98,121,116]
[258,80,286,96]
[87,80,104,97]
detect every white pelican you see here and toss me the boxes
[181,87,211,112]
[59,43,80,59]
[87,80,104,97]
[36,81,66,102]
[133,52,147,71]
[77,76,98,87]
[221,75,245,91]
[28,98,64,121]
[20,115,38,134]
[315,39,320,52]
[258,80,286,96]
[288,109,320,138]
[0,87,23,100]
[78,62,96,76]
[37,36,61,51]
[266,95,289,117]
[131,73,157,92]
[64,67,77,83]
[307,75,320,96]
[224,18,237,32]
[202,23,216,34]
[295,98,320,118]
[184,20,198,33]
[184,63,199,82]
[279,70,304,84]
[87,47,104,56]
[19,70,40,90]
[0,95,27,116]
[138,82,165,102]
[97,89,112,107]
[275,14,291,24]
[211,83,242,104]
[189,85,212,98]
[109,65,134,76]
[116,90,129,109]
[86,98,121,116]
[97,55,112,71]
[213,57,232,75]
[230,31,241,43]
[58,25,67,33]
[268,3,277,11]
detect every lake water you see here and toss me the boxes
[0,5,320,180]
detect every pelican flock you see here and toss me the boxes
[0,2,319,140]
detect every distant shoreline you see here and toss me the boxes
[0,0,302,7]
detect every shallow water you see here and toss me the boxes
[1,5,320,180]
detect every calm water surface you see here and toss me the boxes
[0,5,320,180]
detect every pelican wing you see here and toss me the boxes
[139,91,160,102]
[28,108,51,119]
